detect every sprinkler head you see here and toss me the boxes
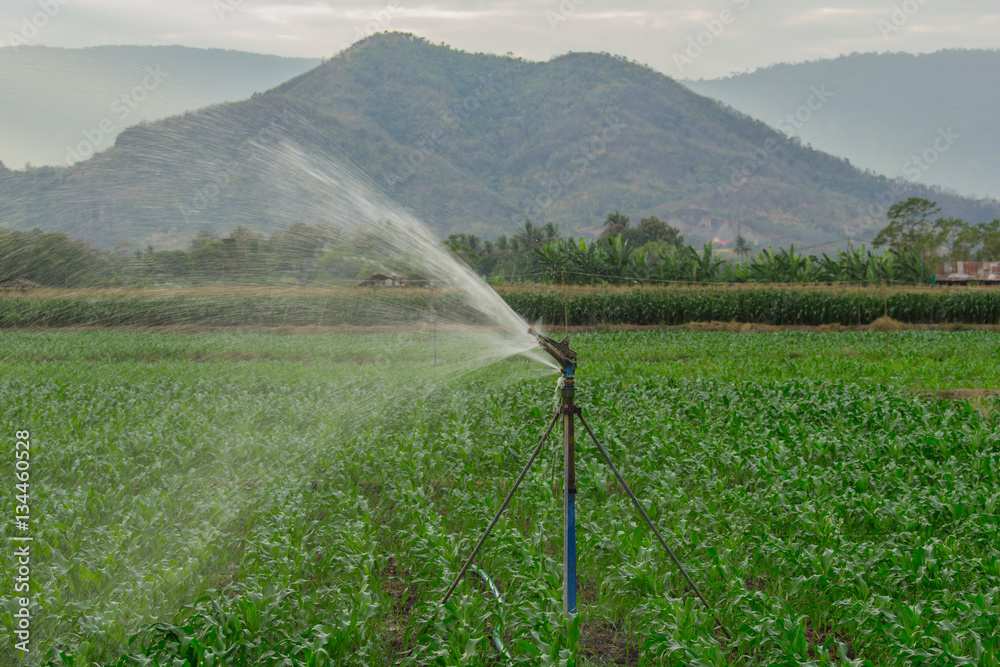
[528,327,577,371]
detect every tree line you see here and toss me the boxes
[450,198,1000,286]
[0,223,343,288]
[0,198,996,288]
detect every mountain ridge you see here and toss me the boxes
[0,44,321,169]
[1,34,998,250]
[682,48,1000,200]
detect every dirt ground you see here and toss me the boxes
[13,317,1000,336]
[542,317,1000,335]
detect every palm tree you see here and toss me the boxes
[601,211,630,239]
[734,235,751,259]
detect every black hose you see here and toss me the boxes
[469,565,511,660]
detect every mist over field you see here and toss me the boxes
[683,49,1000,200]
[2,4,1000,665]
[0,45,320,170]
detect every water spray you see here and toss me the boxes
[434,328,731,645]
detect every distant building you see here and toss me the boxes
[935,262,1000,285]
[358,273,406,287]
[0,276,41,292]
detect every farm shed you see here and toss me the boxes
[935,262,1000,285]
[0,275,41,292]
[358,273,406,287]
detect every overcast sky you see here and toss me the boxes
[1,0,999,78]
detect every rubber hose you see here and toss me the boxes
[468,564,511,660]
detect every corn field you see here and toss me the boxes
[3,286,1000,329]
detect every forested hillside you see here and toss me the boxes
[684,50,1000,199]
[2,35,998,251]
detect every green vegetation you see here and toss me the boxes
[2,329,998,665]
[528,232,931,285]
[0,288,475,328]
[5,283,1000,328]
[9,199,997,289]
[0,224,348,288]
[3,35,998,249]
[874,197,1000,263]
[466,205,997,286]
[501,285,1000,327]
[0,228,112,287]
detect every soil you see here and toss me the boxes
[16,320,1000,335]
[381,556,417,657]
[522,319,1000,334]
[804,620,857,661]
[580,619,640,666]
[913,388,1000,400]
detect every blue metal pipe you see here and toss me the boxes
[565,492,577,614]
[562,361,577,616]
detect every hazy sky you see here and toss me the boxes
[1,0,999,78]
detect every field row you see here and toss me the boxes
[1,330,998,665]
[3,286,1000,328]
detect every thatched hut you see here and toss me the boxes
[358,273,406,287]
[0,276,41,292]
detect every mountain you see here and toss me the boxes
[2,34,998,250]
[683,49,1000,200]
[0,45,321,169]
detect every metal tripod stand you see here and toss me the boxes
[438,331,730,639]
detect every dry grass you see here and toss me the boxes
[680,320,855,333]
[907,388,1000,418]
[865,316,907,331]
[17,320,1000,336]
[918,389,1000,400]
[492,283,999,297]
[543,320,1000,335]
[0,285,459,301]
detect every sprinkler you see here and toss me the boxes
[433,329,730,647]
[531,328,579,614]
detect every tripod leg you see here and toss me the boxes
[439,412,560,606]
[577,412,732,640]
